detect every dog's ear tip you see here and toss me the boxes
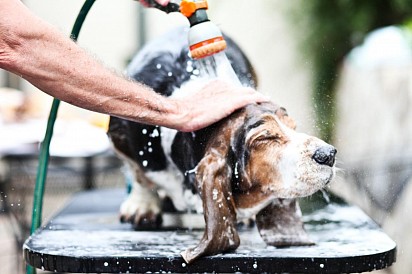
[180,249,195,264]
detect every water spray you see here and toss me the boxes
[180,0,241,84]
[149,0,242,84]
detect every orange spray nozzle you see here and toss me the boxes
[180,0,208,18]
[179,0,226,59]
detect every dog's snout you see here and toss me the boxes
[312,146,337,167]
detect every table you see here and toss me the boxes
[23,189,396,273]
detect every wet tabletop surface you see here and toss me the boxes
[24,188,396,273]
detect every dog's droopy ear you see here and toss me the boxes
[181,151,240,263]
[256,199,314,246]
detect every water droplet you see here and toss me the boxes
[150,129,160,137]
[139,151,144,156]
[142,160,148,167]
[167,72,173,77]
[156,64,162,69]
[320,263,324,268]
[234,162,239,178]
[321,189,330,203]
[104,262,109,267]
[212,189,218,200]
[142,129,147,134]
[182,263,186,267]
[253,262,258,269]
[184,168,197,176]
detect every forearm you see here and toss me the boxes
[0,0,268,132]
[0,0,184,128]
[17,31,183,127]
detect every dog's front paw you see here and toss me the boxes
[119,184,162,229]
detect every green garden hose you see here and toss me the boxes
[27,1,96,273]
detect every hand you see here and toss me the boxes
[170,80,269,132]
[137,0,170,8]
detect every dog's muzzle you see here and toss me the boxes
[312,145,337,167]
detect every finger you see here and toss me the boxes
[238,87,269,101]
[216,86,269,106]
[155,0,169,6]
[139,0,150,7]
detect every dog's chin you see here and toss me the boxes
[276,168,335,199]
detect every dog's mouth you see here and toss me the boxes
[324,170,335,186]
[276,159,336,199]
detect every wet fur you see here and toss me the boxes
[108,27,335,263]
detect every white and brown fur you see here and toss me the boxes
[107,27,337,263]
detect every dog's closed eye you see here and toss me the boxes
[247,118,287,147]
[253,132,282,145]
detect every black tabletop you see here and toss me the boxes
[24,188,396,273]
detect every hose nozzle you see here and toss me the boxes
[143,0,227,59]
[180,0,227,59]
[188,22,227,59]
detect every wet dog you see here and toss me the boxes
[107,27,336,263]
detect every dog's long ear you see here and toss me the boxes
[231,126,253,191]
[256,199,313,246]
[181,150,240,264]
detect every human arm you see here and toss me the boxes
[0,0,267,132]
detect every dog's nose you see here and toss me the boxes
[312,146,337,167]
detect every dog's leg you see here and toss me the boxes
[119,163,162,229]
[256,199,314,246]
[181,152,240,264]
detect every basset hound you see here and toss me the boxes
[107,26,337,263]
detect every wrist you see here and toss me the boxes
[163,98,187,131]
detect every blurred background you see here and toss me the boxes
[0,0,411,273]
